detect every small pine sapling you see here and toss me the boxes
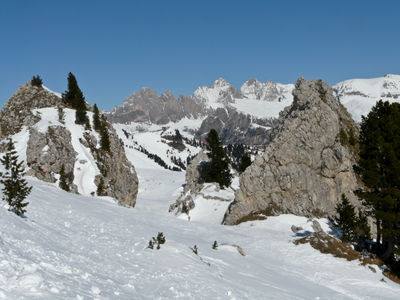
[191,245,198,255]
[57,106,65,124]
[0,139,31,216]
[212,241,218,250]
[59,164,70,192]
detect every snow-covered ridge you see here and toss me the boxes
[334,74,400,122]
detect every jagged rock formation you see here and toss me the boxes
[223,78,361,225]
[107,88,203,124]
[0,81,138,207]
[83,124,139,207]
[26,126,79,193]
[197,107,276,145]
[0,83,61,137]
[107,78,293,146]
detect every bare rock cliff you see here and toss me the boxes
[223,78,361,225]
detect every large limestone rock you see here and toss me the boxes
[223,78,361,225]
[26,126,78,192]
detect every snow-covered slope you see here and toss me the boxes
[1,162,400,298]
[334,74,400,122]
[11,107,101,196]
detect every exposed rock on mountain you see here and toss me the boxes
[26,126,79,193]
[0,81,138,207]
[0,82,61,137]
[223,78,361,225]
[240,79,294,102]
[197,107,276,145]
[107,87,203,124]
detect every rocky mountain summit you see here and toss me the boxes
[107,88,203,124]
[223,78,361,225]
[0,81,138,207]
[240,79,294,102]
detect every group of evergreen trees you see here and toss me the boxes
[334,100,400,275]
[0,139,31,216]
[31,75,43,87]
[354,100,400,273]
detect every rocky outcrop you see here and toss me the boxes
[107,88,203,124]
[84,124,139,207]
[169,150,209,214]
[0,81,139,207]
[0,82,62,137]
[223,78,361,225]
[26,126,78,193]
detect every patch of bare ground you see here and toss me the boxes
[294,232,400,284]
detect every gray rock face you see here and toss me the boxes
[107,88,203,124]
[85,124,139,207]
[197,107,276,145]
[0,82,62,137]
[223,78,361,225]
[26,126,78,193]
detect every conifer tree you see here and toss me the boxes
[62,72,88,124]
[100,115,111,152]
[97,177,105,196]
[93,104,101,132]
[0,139,31,216]
[239,154,252,173]
[59,164,70,192]
[355,100,400,262]
[31,75,43,87]
[204,129,232,188]
[334,194,357,243]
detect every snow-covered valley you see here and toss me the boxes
[1,160,400,299]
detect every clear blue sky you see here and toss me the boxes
[1,0,399,110]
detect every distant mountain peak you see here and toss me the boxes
[211,77,231,88]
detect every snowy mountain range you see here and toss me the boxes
[1,74,400,298]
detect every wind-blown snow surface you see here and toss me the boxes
[1,161,400,298]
